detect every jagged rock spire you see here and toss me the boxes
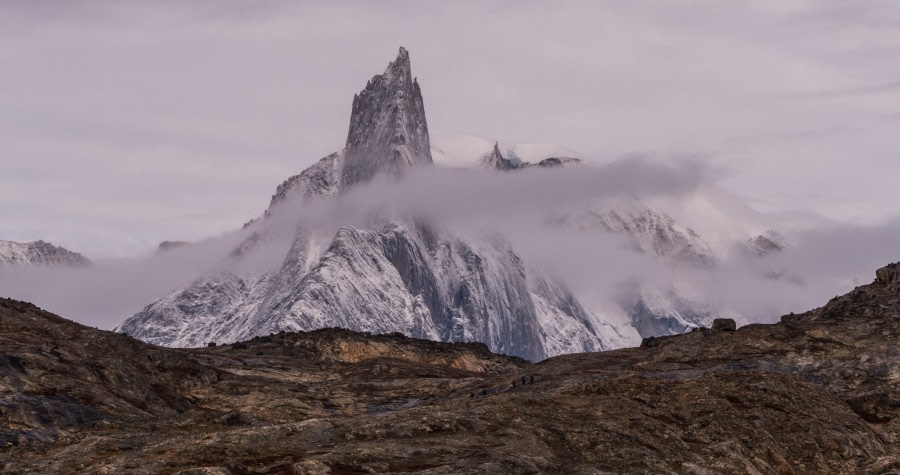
[480,142,517,170]
[340,47,432,188]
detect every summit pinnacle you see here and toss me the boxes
[480,142,518,170]
[117,47,643,362]
[341,47,432,188]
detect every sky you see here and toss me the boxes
[1,0,899,258]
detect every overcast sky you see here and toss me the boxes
[2,0,899,258]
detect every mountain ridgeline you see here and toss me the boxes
[118,48,636,360]
[0,240,91,268]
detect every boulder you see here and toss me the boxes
[711,318,736,332]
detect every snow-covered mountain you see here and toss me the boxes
[0,240,91,268]
[429,134,790,338]
[431,134,579,169]
[118,48,638,360]
[118,48,790,356]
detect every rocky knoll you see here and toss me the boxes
[1,264,898,474]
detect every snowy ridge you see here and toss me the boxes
[0,240,91,268]
[120,213,634,359]
[550,199,715,268]
[431,134,580,169]
[427,136,784,338]
[267,152,342,213]
[478,143,517,170]
[474,140,583,171]
[644,185,774,257]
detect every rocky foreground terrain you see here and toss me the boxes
[1,264,898,474]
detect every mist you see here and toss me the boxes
[0,221,296,328]
[2,156,896,332]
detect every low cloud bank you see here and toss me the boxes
[1,157,896,333]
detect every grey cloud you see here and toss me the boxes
[2,1,900,258]
[0,156,707,327]
[331,158,708,228]
[3,154,896,332]
[702,218,900,322]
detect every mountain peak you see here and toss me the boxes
[388,47,410,74]
[0,239,91,267]
[341,47,432,188]
[479,142,519,170]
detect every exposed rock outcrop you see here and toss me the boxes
[741,229,787,257]
[157,241,189,253]
[711,317,736,331]
[478,143,582,171]
[479,142,518,170]
[876,262,900,284]
[536,156,582,167]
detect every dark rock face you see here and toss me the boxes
[711,318,736,331]
[3,263,899,473]
[341,47,432,188]
[0,299,217,453]
[479,143,519,170]
[157,241,189,253]
[741,229,787,257]
[876,262,900,284]
[536,156,582,167]
[479,145,583,171]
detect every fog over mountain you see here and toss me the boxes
[3,162,898,334]
[1,47,897,359]
[1,2,899,360]
[2,1,899,258]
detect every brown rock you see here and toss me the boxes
[875,262,900,284]
[712,318,737,332]
[1,261,898,474]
